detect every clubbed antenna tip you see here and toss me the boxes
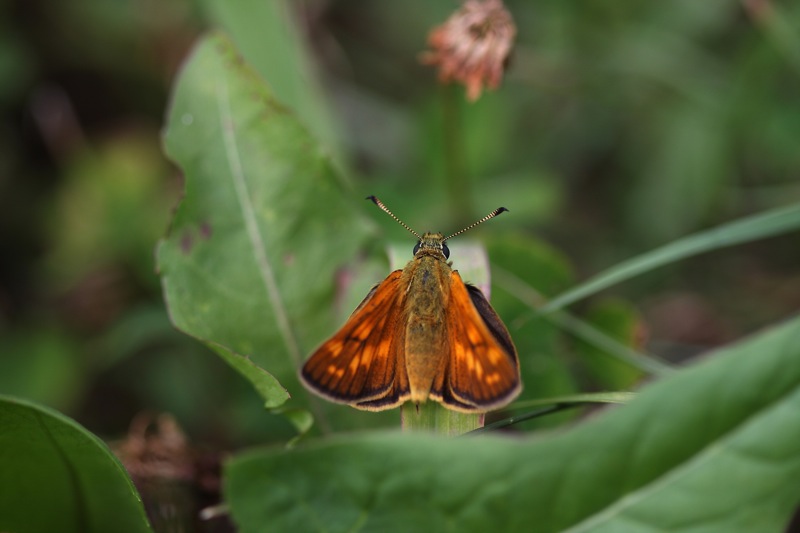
[366,195,508,242]
[445,206,509,241]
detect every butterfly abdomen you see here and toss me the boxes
[403,254,451,402]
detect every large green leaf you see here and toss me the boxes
[158,32,373,407]
[225,316,800,532]
[0,396,152,533]
[198,0,339,152]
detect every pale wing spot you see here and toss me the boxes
[467,326,483,345]
[486,372,500,385]
[358,344,374,368]
[326,340,343,357]
[348,357,361,374]
[327,364,345,379]
[474,359,484,379]
[454,341,466,362]
[355,314,389,342]
[352,322,372,341]
[378,339,391,355]
[465,349,475,372]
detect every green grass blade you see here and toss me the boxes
[494,267,674,376]
[542,203,800,312]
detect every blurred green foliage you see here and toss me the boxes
[1,0,799,530]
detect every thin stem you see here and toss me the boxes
[467,403,581,434]
[468,392,635,434]
[442,83,474,225]
[401,402,483,436]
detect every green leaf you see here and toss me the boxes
[207,341,289,409]
[198,0,339,152]
[0,396,153,533]
[543,202,800,312]
[224,316,800,533]
[572,298,647,389]
[45,132,173,289]
[487,235,580,425]
[0,329,83,410]
[626,104,730,244]
[158,32,373,407]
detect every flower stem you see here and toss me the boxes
[442,84,474,225]
[401,402,484,435]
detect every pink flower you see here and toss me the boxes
[421,0,516,101]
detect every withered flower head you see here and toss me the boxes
[421,0,516,101]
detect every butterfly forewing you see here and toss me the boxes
[300,270,410,407]
[439,271,521,411]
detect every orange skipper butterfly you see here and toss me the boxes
[300,196,521,413]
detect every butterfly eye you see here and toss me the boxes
[442,243,450,259]
[413,241,421,255]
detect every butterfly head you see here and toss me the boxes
[366,195,507,263]
[413,232,450,259]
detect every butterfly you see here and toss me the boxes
[300,196,521,413]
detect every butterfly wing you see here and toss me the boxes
[432,271,521,412]
[300,270,411,411]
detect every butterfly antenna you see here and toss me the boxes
[444,207,508,241]
[366,196,422,240]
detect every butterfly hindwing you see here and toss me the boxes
[465,283,517,359]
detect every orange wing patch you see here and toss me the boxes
[432,271,521,412]
[300,270,411,410]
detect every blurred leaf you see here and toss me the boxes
[488,234,574,297]
[0,24,35,105]
[627,105,730,243]
[199,0,339,153]
[97,304,178,369]
[207,341,289,409]
[0,329,82,411]
[745,0,800,72]
[543,202,800,312]
[224,316,800,533]
[45,131,174,288]
[487,235,578,426]
[159,32,373,412]
[572,298,646,390]
[274,407,314,440]
[0,396,153,533]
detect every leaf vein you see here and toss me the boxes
[215,76,302,367]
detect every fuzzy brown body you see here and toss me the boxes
[301,230,522,413]
[403,247,452,402]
